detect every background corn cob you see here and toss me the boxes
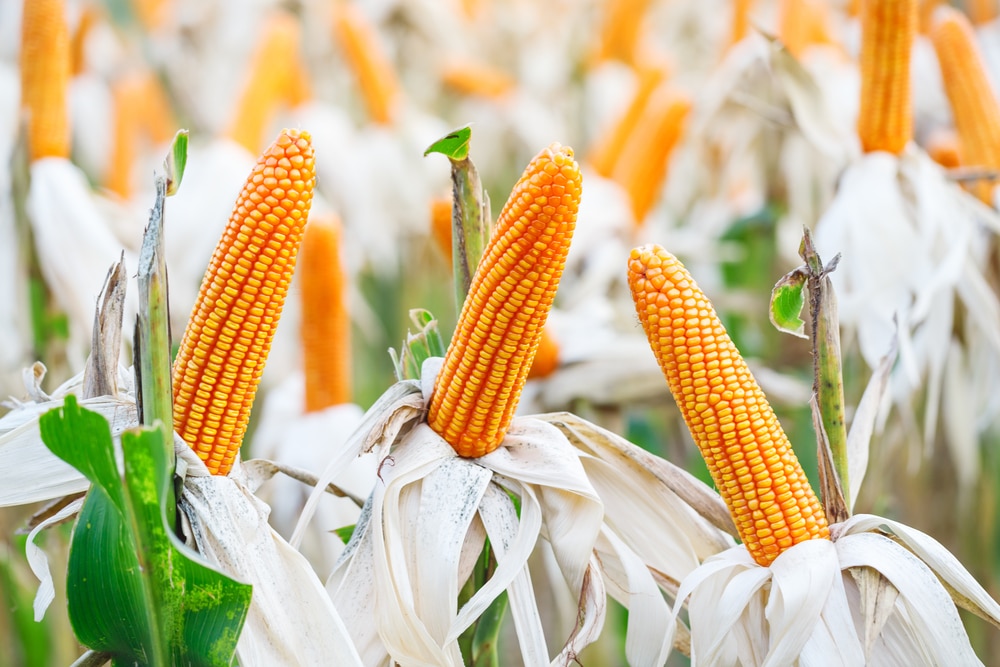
[332,4,400,125]
[778,0,841,58]
[611,86,691,224]
[427,143,582,457]
[587,63,669,179]
[594,0,653,64]
[440,60,515,99]
[628,244,829,566]
[20,0,71,162]
[172,129,316,475]
[105,71,175,198]
[227,12,311,154]
[931,7,1000,203]
[857,0,917,155]
[300,215,353,412]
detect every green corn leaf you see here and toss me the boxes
[39,396,252,666]
[424,125,472,161]
[769,269,808,338]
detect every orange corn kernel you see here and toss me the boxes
[931,7,1000,202]
[172,130,316,475]
[332,4,400,125]
[857,0,917,154]
[428,144,582,457]
[227,12,311,154]
[628,244,830,566]
[300,215,352,412]
[20,0,71,161]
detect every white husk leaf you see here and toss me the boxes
[0,371,137,506]
[27,496,85,620]
[177,449,363,666]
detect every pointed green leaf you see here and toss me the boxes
[39,397,251,666]
[769,269,808,338]
[164,130,189,197]
[424,125,472,160]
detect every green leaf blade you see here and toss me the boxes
[424,125,472,160]
[39,401,251,666]
[769,270,808,338]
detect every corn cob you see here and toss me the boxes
[611,85,691,224]
[173,130,316,475]
[931,7,1000,202]
[20,0,71,161]
[227,12,310,154]
[595,0,653,64]
[588,63,669,178]
[332,4,399,125]
[428,144,582,457]
[300,215,352,412]
[105,71,176,198]
[925,127,962,168]
[133,0,170,29]
[731,0,753,45]
[919,0,944,33]
[778,0,840,58]
[441,60,515,99]
[969,0,999,25]
[527,329,561,379]
[857,0,917,154]
[430,194,454,262]
[628,244,829,566]
[70,4,98,75]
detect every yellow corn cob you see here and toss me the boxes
[227,12,311,154]
[428,144,582,457]
[133,0,170,29]
[969,0,999,24]
[173,130,316,475]
[931,7,1000,202]
[857,0,917,154]
[105,71,176,198]
[106,74,143,198]
[70,4,98,75]
[588,63,669,178]
[919,0,944,33]
[430,194,454,262]
[332,4,400,125]
[527,329,561,379]
[628,244,829,566]
[440,59,515,99]
[611,85,691,224]
[300,215,353,412]
[595,0,653,64]
[20,0,71,161]
[777,0,841,58]
[925,127,962,168]
[731,0,753,45]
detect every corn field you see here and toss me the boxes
[3,0,1000,665]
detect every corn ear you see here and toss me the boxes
[20,0,71,161]
[300,215,353,412]
[628,244,830,566]
[427,143,582,457]
[172,130,316,475]
[931,7,1000,202]
[857,0,917,154]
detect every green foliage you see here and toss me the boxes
[39,396,251,666]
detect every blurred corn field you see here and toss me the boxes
[4,0,1000,664]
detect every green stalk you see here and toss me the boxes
[424,126,491,315]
